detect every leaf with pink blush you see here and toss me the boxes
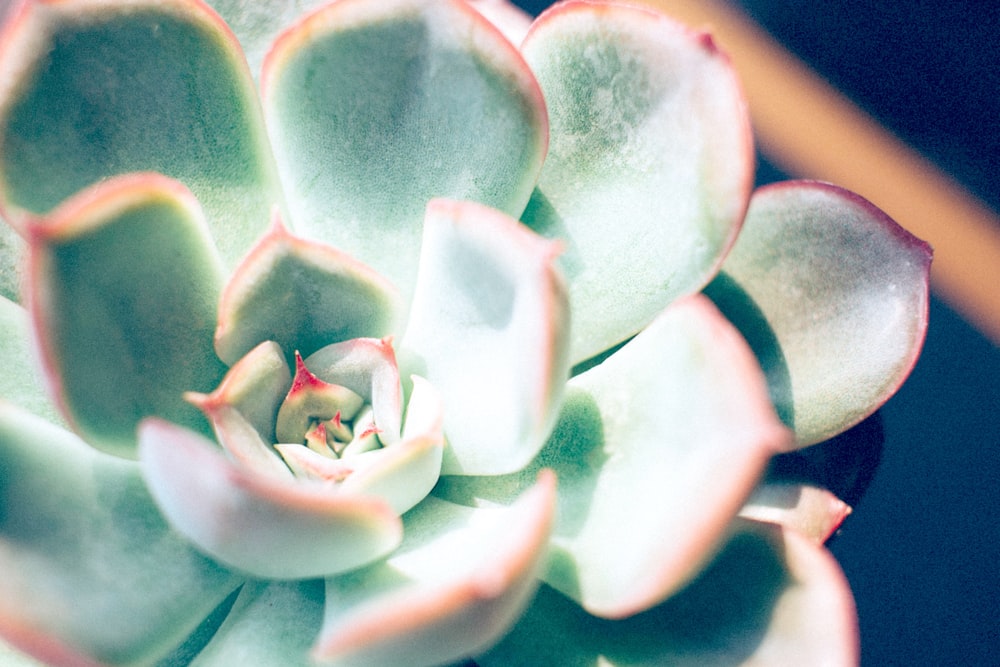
[707,181,932,446]
[401,199,570,476]
[138,418,403,580]
[312,472,556,667]
[27,174,227,457]
[478,519,858,666]
[261,0,547,301]
[215,219,402,367]
[304,337,405,446]
[521,1,754,364]
[436,296,790,619]
[0,0,281,266]
[0,405,241,667]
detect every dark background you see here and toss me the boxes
[517,1,1000,664]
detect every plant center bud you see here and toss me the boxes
[273,352,384,474]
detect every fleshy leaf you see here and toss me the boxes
[401,199,570,476]
[191,340,293,446]
[335,376,445,514]
[707,181,932,446]
[740,482,852,544]
[0,0,282,266]
[436,295,790,618]
[0,404,241,667]
[261,0,548,299]
[27,174,227,456]
[195,402,295,481]
[312,471,556,667]
[139,418,403,579]
[190,581,325,667]
[0,220,24,301]
[270,375,444,515]
[215,218,402,366]
[0,295,63,426]
[304,337,406,446]
[478,519,858,666]
[521,1,754,363]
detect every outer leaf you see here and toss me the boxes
[139,418,404,580]
[707,181,932,446]
[478,519,859,666]
[436,296,790,618]
[190,581,325,667]
[401,199,570,476]
[740,482,852,544]
[0,295,63,426]
[261,0,548,299]
[27,174,227,457]
[521,1,754,363]
[0,404,241,667]
[312,471,556,667]
[0,0,282,266]
[0,219,23,301]
[215,218,402,366]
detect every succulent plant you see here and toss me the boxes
[0,0,931,665]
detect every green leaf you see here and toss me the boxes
[0,296,64,426]
[204,0,331,81]
[313,472,555,667]
[478,519,858,666]
[190,581,324,667]
[0,0,282,266]
[436,296,789,618]
[139,418,404,580]
[191,340,293,448]
[27,174,227,456]
[707,181,932,446]
[0,404,242,667]
[332,375,444,515]
[521,1,754,364]
[215,219,402,366]
[0,219,24,302]
[401,199,570,476]
[261,0,547,300]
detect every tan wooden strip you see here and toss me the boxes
[638,0,1000,345]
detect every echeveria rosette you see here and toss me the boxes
[0,2,931,667]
